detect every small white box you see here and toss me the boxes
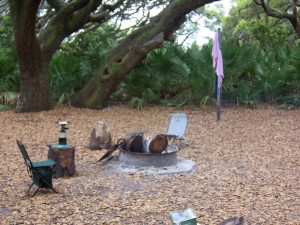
[170,208,197,225]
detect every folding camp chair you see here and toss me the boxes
[16,140,57,197]
[166,113,188,146]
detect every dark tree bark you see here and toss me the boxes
[9,0,52,112]
[71,0,216,109]
[8,0,218,112]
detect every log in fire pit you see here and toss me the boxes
[98,132,195,174]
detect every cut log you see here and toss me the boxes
[125,133,144,153]
[149,134,168,153]
[48,145,76,178]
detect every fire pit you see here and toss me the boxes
[99,134,196,175]
[118,145,179,167]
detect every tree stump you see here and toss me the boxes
[48,145,76,178]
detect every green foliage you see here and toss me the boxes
[0,104,12,111]
[0,15,15,50]
[278,93,300,109]
[218,40,261,106]
[223,0,293,50]
[0,48,19,92]
[113,44,185,108]
[114,43,216,108]
[49,52,81,105]
[178,43,215,106]
[275,48,300,108]
[123,64,161,110]
[0,91,18,108]
[0,14,19,94]
[49,26,118,104]
[113,38,300,109]
[235,82,260,107]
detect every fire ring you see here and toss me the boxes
[118,145,179,167]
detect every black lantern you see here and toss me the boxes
[57,121,69,145]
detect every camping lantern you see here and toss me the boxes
[57,121,68,145]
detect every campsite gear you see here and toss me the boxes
[170,208,197,225]
[58,121,68,145]
[16,140,57,197]
[98,138,126,162]
[166,113,188,146]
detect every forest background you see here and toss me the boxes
[1,0,300,111]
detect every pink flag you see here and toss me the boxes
[212,32,224,88]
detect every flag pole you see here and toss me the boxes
[217,78,221,121]
[216,28,221,122]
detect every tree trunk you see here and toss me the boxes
[9,0,52,112]
[71,0,215,109]
[8,0,216,112]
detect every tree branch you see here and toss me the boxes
[253,0,300,37]
[0,0,9,14]
[46,0,63,11]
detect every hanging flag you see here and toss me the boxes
[212,32,224,88]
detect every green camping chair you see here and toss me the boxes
[16,140,57,197]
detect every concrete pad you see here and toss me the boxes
[103,157,196,175]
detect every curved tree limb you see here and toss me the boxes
[254,0,300,37]
[70,0,218,109]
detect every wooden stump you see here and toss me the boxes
[48,145,76,178]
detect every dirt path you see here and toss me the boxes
[0,105,299,224]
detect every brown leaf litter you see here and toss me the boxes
[0,105,299,224]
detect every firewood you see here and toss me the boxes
[149,134,168,153]
[124,131,145,153]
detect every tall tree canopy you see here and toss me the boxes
[6,0,218,112]
[223,0,299,50]
[223,0,295,49]
[254,0,300,38]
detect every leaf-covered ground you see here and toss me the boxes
[0,105,299,224]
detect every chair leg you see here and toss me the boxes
[28,183,40,197]
[28,182,57,196]
[50,186,58,194]
[40,174,58,194]
[30,168,58,196]
[38,175,58,194]
[183,138,189,146]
